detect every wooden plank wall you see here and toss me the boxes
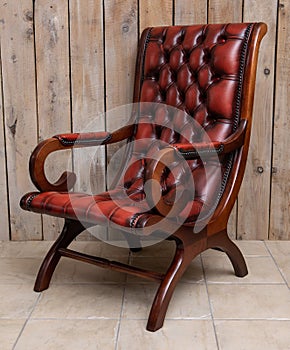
[270,1,290,240]
[0,0,288,241]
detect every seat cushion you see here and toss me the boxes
[20,184,207,232]
[20,188,150,228]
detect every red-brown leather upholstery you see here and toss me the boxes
[21,23,254,232]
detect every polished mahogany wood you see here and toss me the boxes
[29,124,135,192]
[21,23,267,332]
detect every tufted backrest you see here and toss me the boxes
[122,23,257,225]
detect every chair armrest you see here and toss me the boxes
[30,124,135,192]
[144,119,247,217]
[145,147,192,218]
[172,119,247,159]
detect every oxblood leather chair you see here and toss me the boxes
[21,23,266,331]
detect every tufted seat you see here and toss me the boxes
[20,23,267,331]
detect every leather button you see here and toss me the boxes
[217,35,227,44]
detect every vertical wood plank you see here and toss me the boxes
[139,0,172,31]
[0,1,287,241]
[208,0,243,23]
[270,1,290,240]
[0,41,10,240]
[208,0,243,239]
[104,0,138,239]
[105,0,138,111]
[105,0,138,169]
[1,0,42,240]
[175,0,207,25]
[69,0,106,240]
[35,0,71,239]
[238,0,277,239]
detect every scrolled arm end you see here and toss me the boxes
[29,138,77,192]
[29,125,135,193]
[144,119,248,218]
[144,147,192,218]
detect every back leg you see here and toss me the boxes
[207,230,248,277]
[34,219,86,292]
[122,231,142,252]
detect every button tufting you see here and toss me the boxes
[217,35,227,44]
[203,50,212,63]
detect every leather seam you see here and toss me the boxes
[130,213,143,229]
[55,133,112,146]
[140,28,152,85]
[178,144,224,159]
[233,23,254,131]
[25,193,38,211]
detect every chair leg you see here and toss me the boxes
[34,219,86,292]
[121,232,142,252]
[207,230,248,277]
[146,238,204,332]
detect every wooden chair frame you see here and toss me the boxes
[21,23,267,332]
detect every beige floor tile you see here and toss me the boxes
[235,240,269,256]
[0,258,42,284]
[266,240,290,255]
[122,283,211,320]
[201,240,269,259]
[117,319,217,350]
[0,240,130,258]
[52,256,128,284]
[70,241,130,258]
[0,284,39,318]
[266,241,290,286]
[0,319,25,350]
[208,284,290,319]
[215,320,290,350]
[203,256,284,284]
[0,241,52,258]
[31,284,123,319]
[130,240,175,257]
[15,319,118,350]
[127,255,204,283]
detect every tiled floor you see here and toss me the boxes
[0,240,289,350]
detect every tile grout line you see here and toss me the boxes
[200,253,220,350]
[212,317,290,321]
[264,241,290,289]
[114,251,130,350]
[12,292,42,349]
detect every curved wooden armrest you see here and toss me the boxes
[173,119,247,159]
[145,119,247,217]
[30,124,135,192]
[145,147,192,218]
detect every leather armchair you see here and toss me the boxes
[20,23,267,331]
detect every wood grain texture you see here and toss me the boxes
[104,0,138,240]
[270,1,290,240]
[0,42,10,240]
[69,0,106,240]
[35,0,71,239]
[104,0,138,174]
[238,0,277,240]
[139,0,173,31]
[208,0,243,23]
[208,0,243,239]
[0,1,288,241]
[1,0,42,240]
[174,0,207,25]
